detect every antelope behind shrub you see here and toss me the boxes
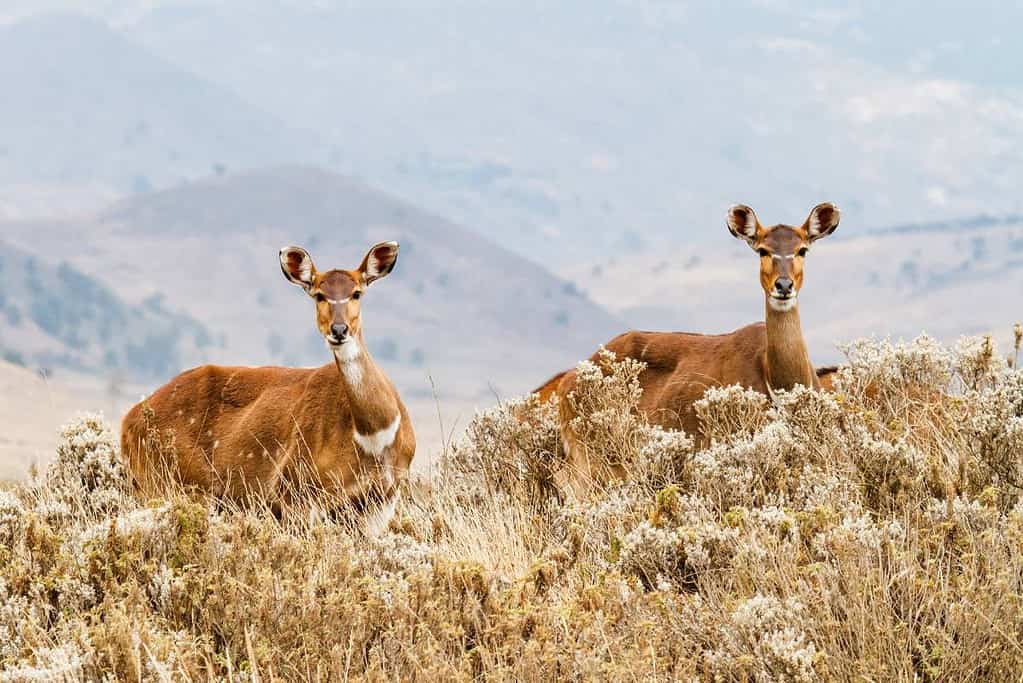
[547,203,840,494]
[120,242,415,534]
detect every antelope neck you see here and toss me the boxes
[332,334,400,435]
[763,299,816,392]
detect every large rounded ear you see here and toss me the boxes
[280,246,316,291]
[804,202,840,242]
[359,241,399,286]
[727,204,761,247]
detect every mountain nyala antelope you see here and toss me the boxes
[121,242,415,534]
[543,203,840,494]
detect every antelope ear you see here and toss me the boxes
[805,203,840,242]
[727,204,761,247]
[359,241,399,285]
[280,246,316,291]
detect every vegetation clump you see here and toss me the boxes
[2,332,1023,680]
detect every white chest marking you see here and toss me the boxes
[354,414,401,457]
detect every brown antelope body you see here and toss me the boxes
[120,242,415,533]
[551,203,840,493]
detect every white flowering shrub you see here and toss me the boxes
[705,595,822,682]
[41,413,130,520]
[563,346,647,471]
[0,491,25,550]
[1,331,1023,680]
[694,383,770,444]
[446,392,563,505]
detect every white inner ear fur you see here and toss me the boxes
[808,212,823,237]
[729,207,758,238]
[282,249,314,285]
[808,206,838,238]
[743,211,757,237]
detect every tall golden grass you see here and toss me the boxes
[1,330,1023,681]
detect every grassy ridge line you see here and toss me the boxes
[0,331,1022,680]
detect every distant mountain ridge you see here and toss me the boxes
[0,13,327,194]
[0,166,624,398]
[0,239,210,376]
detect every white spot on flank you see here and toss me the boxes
[354,414,401,458]
[362,491,399,537]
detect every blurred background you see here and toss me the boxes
[1,1,1022,477]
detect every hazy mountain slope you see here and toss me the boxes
[0,13,326,194]
[567,215,1023,365]
[109,2,1023,262]
[0,166,624,398]
[4,5,1022,266]
[0,240,211,377]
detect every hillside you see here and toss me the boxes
[0,13,326,198]
[114,2,1023,261]
[0,240,210,378]
[567,214,1023,364]
[0,166,624,399]
[0,361,124,482]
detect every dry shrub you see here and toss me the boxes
[695,383,771,444]
[445,392,562,507]
[4,333,1023,680]
[563,346,648,473]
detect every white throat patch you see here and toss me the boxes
[768,296,798,312]
[333,338,363,385]
[354,414,401,458]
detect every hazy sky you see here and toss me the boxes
[3,1,1022,260]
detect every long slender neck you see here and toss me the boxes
[763,300,816,392]
[332,333,401,435]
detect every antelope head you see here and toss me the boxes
[727,203,840,312]
[279,242,400,355]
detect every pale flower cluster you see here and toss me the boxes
[0,491,25,548]
[706,594,821,682]
[1,332,1022,679]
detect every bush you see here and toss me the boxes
[3,333,1023,680]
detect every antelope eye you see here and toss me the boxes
[757,248,770,258]
[797,247,808,257]
[352,291,362,300]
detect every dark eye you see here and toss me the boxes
[352,291,362,300]
[758,248,770,258]
[314,293,326,303]
[797,247,808,257]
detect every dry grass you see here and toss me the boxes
[3,331,1023,681]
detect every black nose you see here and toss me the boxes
[775,278,794,296]
[330,323,349,340]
